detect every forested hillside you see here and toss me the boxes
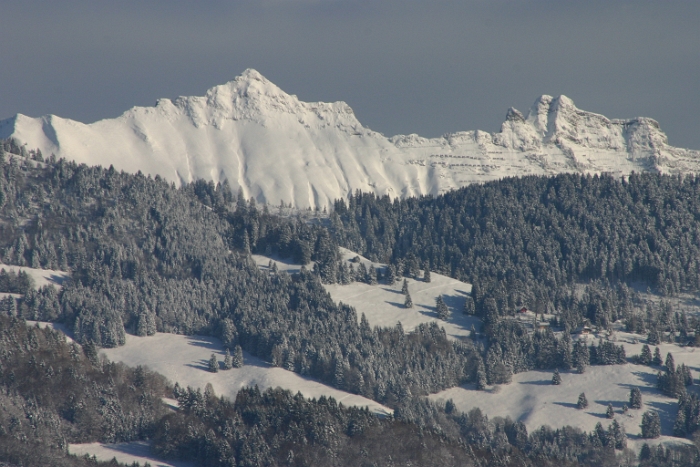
[0,141,478,406]
[5,140,700,465]
[332,173,700,329]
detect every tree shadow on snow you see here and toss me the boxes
[553,402,579,409]
[185,359,211,372]
[185,336,222,352]
[519,380,553,386]
[594,399,626,409]
[385,300,407,309]
[382,287,403,295]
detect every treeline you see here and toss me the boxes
[0,145,478,405]
[331,173,700,327]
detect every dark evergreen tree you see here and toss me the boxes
[223,348,233,370]
[606,404,614,419]
[436,295,449,321]
[573,341,589,374]
[423,262,431,283]
[476,360,488,390]
[385,264,396,285]
[639,344,652,365]
[404,292,413,309]
[463,295,475,315]
[208,353,219,373]
[401,278,409,295]
[641,410,661,439]
[609,419,626,450]
[552,369,561,385]
[232,345,244,368]
[630,387,642,409]
[653,346,663,366]
[577,392,588,409]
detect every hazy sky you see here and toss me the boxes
[2,1,699,148]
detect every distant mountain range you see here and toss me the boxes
[2,69,699,208]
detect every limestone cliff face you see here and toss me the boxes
[2,70,699,208]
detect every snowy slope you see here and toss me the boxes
[3,69,699,208]
[429,332,700,452]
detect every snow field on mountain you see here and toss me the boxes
[429,332,700,452]
[99,331,391,416]
[4,69,700,209]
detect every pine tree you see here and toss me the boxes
[423,262,431,283]
[647,329,660,345]
[386,264,396,285]
[208,353,219,373]
[577,392,588,409]
[639,344,652,365]
[665,352,675,372]
[436,295,449,321]
[606,403,614,419]
[401,278,409,295]
[232,345,244,368]
[674,409,687,437]
[573,341,589,374]
[404,292,413,309]
[629,387,642,409]
[641,410,661,439]
[653,346,663,366]
[463,296,475,315]
[609,419,626,450]
[476,359,487,390]
[552,369,561,385]
[223,348,233,370]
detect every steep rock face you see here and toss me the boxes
[1,69,699,208]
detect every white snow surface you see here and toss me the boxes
[3,69,699,208]
[99,331,391,416]
[429,332,700,452]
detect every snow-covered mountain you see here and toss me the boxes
[2,69,699,208]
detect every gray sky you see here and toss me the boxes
[2,0,699,148]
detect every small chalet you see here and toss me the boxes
[517,307,529,314]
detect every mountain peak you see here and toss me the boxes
[2,74,698,209]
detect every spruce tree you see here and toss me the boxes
[423,262,431,283]
[606,403,614,419]
[609,419,626,450]
[463,296,475,315]
[665,352,675,372]
[639,344,652,365]
[386,264,396,285]
[577,392,588,409]
[404,292,413,309]
[476,365,488,390]
[208,353,219,373]
[629,387,642,409]
[552,369,561,385]
[653,347,663,366]
[436,295,449,321]
[401,278,409,295]
[232,345,244,368]
[641,410,661,439]
[223,348,233,370]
